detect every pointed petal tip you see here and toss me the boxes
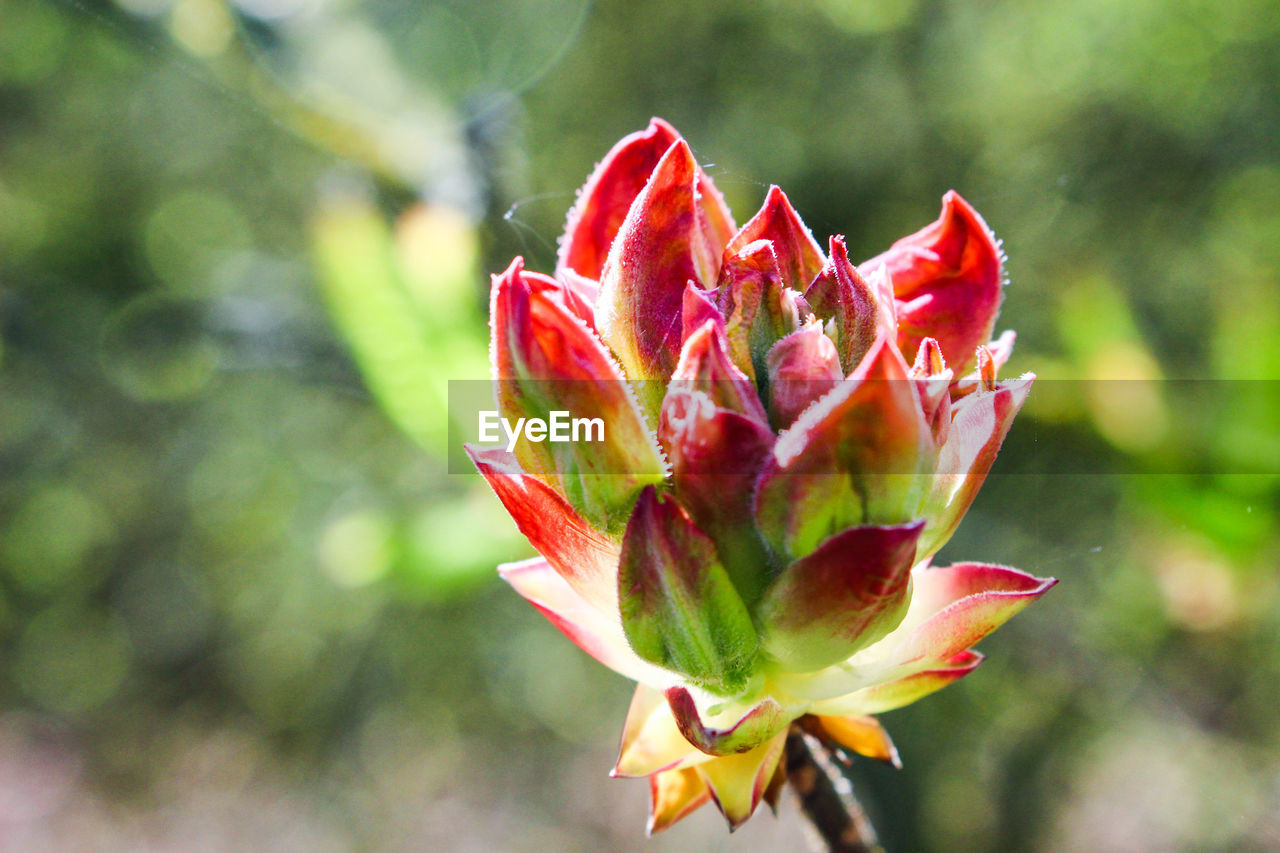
[861,189,1004,375]
[895,562,1059,665]
[827,233,848,260]
[645,765,713,835]
[496,255,524,277]
[805,714,905,768]
[494,555,541,582]
[941,188,984,221]
[697,731,786,831]
[648,116,681,136]
[661,136,695,168]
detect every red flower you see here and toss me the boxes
[468,119,1052,832]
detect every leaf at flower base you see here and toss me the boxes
[726,185,826,292]
[765,318,844,431]
[753,336,934,561]
[648,767,712,835]
[805,236,881,373]
[498,558,672,687]
[803,714,901,768]
[558,118,734,282]
[696,730,788,831]
[665,686,788,757]
[809,650,986,716]
[858,191,1004,376]
[757,520,924,672]
[659,390,775,604]
[596,140,731,406]
[716,239,799,382]
[619,489,759,694]
[490,257,666,531]
[892,562,1057,664]
[615,684,713,778]
[466,446,619,613]
[669,320,769,425]
[917,376,1034,559]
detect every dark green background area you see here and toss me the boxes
[1,0,1277,849]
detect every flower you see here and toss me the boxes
[467,118,1054,833]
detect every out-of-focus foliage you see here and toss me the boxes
[0,0,1277,850]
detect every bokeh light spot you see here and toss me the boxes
[100,295,219,401]
[0,485,114,594]
[0,184,49,259]
[318,507,394,588]
[142,191,251,293]
[0,0,68,85]
[169,0,234,58]
[14,606,133,715]
[813,0,919,34]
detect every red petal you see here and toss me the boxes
[756,521,924,671]
[811,649,985,716]
[490,257,620,388]
[895,562,1057,663]
[558,118,680,280]
[681,280,725,344]
[918,376,1033,558]
[659,390,775,603]
[765,318,844,430]
[754,336,932,560]
[800,562,1053,715]
[669,320,769,424]
[858,191,1004,376]
[726,185,826,290]
[716,239,797,381]
[596,139,731,392]
[556,268,601,329]
[466,446,619,613]
[489,257,666,529]
[804,235,881,372]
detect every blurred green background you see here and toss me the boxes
[1,0,1278,849]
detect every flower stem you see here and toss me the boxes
[785,726,883,853]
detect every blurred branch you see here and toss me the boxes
[786,727,883,853]
[66,0,426,194]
